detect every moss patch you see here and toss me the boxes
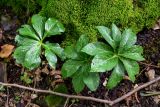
[40,0,160,47]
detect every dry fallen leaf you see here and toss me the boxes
[41,65,49,75]
[145,69,155,81]
[0,44,14,58]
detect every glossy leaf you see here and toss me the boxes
[91,54,118,72]
[123,45,144,54]
[83,73,99,91]
[111,24,121,46]
[75,35,89,52]
[24,42,41,70]
[82,42,113,56]
[45,18,65,37]
[120,58,139,82]
[61,60,83,78]
[72,72,85,93]
[13,46,29,65]
[13,39,40,67]
[120,53,145,61]
[14,14,65,70]
[107,62,125,89]
[64,45,78,59]
[45,49,57,69]
[18,25,39,40]
[15,35,35,46]
[44,43,65,60]
[31,14,46,39]
[97,26,116,49]
[119,29,136,52]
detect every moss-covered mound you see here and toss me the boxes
[40,0,160,46]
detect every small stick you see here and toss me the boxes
[0,76,160,106]
[64,98,69,107]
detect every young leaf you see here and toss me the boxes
[97,26,116,49]
[82,42,113,56]
[91,54,118,72]
[120,58,139,82]
[31,14,46,39]
[45,49,57,69]
[75,35,89,52]
[18,25,39,40]
[107,62,125,89]
[45,18,65,37]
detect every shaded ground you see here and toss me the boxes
[0,7,160,107]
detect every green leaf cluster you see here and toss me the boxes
[62,35,100,93]
[13,14,65,70]
[82,24,145,89]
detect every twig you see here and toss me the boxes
[64,98,69,107]
[139,62,160,68]
[0,76,160,106]
[111,76,160,105]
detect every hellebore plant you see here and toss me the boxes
[14,14,65,70]
[82,24,145,89]
[62,35,100,93]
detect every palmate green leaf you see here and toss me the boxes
[83,72,99,91]
[120,53,145,61]
[75,35,89,52]
[24,42,41,70]
[45,49,57,69]
[97,26,116,49]
[82,42,113,56]
[61,60,83,78]
[45,18,65,37]
[31,14,46,39]
[107,62,125,89]
[122,45,144,54]
[72,72,85,93]
[119,45,145,61]
[119,29,136,52]
[91,53,118,72]
[44,43,65,60]
[13,39,40,68]
[111,24,121,46]
[64,45,78,59]
[120,58,139,82]
[15,35,30,46]
[18,25,39,40]
[14,46,30,65]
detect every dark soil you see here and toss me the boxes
[1,7,160,107]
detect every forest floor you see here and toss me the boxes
[1,7,160,107]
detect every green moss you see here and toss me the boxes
[39,0,159,47]
[2,0,159,47]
